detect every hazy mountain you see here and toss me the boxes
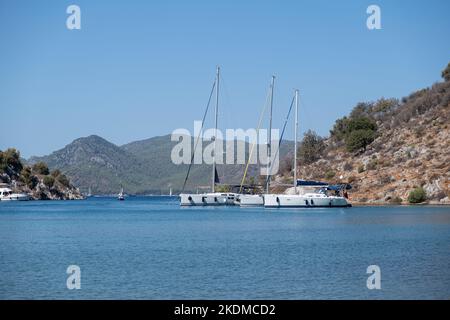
[29,134,294,195]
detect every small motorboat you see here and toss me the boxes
[0,187,31,201]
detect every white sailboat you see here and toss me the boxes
[264,90,351,208]
[118,186,125,201]
[236,75,276,207]
[180,67,237,206]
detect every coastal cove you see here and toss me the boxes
[1,196,449,299]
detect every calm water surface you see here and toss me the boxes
[0,197,449,299]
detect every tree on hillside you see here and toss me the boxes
[298,130,326,165]
[347,117,377,132]
[32,162,50,175]
[20,166,38,189]
[43,175,55,188]
[442,62,450,82]
[331,115,378,153]
[330,116,350,141]
[345,129,377,152]
[57,174,70,188]
[349,102,373,119]
[0,148,23,176]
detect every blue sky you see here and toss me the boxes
[1,0,449,158]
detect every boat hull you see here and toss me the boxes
[180,193,237,206]
[264,194,350,208]
[236,194,264,206]
[0,194,31,201]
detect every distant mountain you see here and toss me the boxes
[29,134,294,195]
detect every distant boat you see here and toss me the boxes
[87,186,92,197]
[169,187,172,196]
[0,186,31,201]
[118,186,125,201]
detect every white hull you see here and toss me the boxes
[236,194,264,206]
[0,194,31,201]
[264,194,350,208]
[180,193,237,206]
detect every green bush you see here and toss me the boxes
[325,170,336,180]
[57,174,70,187]
[346,129,377,152]
[33,162,50,175]
[407,187,427,204]
[19,166,38,189]
[0,148,23,175]
[43,175,55,188]
[298,130,326,165]
[347,117,377,132]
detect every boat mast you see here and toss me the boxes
[212,66,220,193]
[266,75,275,194]
[294,89,299,194]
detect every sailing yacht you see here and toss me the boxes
[235,76,276,207]
[179,67,237,206]
[263,90,351,208]
[118,186,125,201]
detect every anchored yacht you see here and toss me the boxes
[0,187,31,201]
[179,67,238,206]
[263,89,351,208]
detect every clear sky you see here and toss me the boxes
[1,0,449,158]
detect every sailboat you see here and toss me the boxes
[179,67,237,206]
[118,186,125,201]
[236,75,276,206]
[87,186,92,197]
[263,90,352,208]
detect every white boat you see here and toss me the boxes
[264,192,350,208]
[0,187,31,201]
[236,194,265,206]
[263,89,351,208]
[118,186,125,201]
[180,193,237,206]
[180,67,238,206]
[235,76,276,207]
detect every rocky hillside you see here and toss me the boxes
[0,149,83,200]
[276,63,450,205]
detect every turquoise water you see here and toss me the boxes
[0,197,449,300]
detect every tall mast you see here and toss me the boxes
[266,75,275,194]
[294,89,299,194]
[212,66,220,193]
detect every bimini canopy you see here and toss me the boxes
[327,184,352,191]
[296,179,328,187]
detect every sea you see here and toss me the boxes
[0,196,449,299]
